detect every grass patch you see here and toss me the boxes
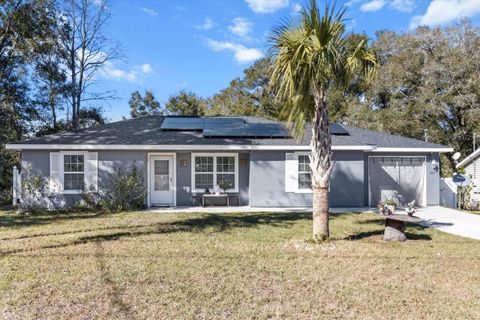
[0,209,479,319]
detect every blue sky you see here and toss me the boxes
[95,0,480,121]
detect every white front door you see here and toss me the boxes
[150,156,174,206]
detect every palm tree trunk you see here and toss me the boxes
[311,89,333,241]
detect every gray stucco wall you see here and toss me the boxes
[21,150,148,208]
[21,149,249,208]
[249,150,441,207]
[249,150,365,207]
[20,149,441,208]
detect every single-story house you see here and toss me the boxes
[6,115,453,208]
[456,148,480,201]
[457,149,480,180]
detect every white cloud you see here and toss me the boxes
[195,18,216,30]
[229,17,254,40]
[101,62,138,82]
[140,7,158,16]
[206,39,263,63]
[360,0,386,12]
[245,0,289,13]
[345,0,362,6]
[355,0,414,13]
[141,63,153,74]
[291,3,302,15]
[410,0,480,29]
[389,0,414,12]
[100,62,153,83]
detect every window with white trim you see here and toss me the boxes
[298,154,312,190]
[194,156,214,190]
[192,153,238,192]
[217,156,235,189]
[63,154,85,191]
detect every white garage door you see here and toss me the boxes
[369,157,426,207]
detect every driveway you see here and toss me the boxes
[415,206,480,240]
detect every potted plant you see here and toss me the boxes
[405,200,416,217]
[384,197,397,215]
[377,202,388,215]
[218,180,233,194]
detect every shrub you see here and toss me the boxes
[0,189,12,206]
[81,162,146,212]
[18,169,49,213]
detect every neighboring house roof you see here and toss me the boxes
[6,115,453,152]
[457,148,480,168]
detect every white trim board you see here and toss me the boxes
[372,147,453,153]
[457,148,480,168]
[6,143,452,152]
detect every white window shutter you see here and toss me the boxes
[85,152,98,192]
[285,153,298,192]
[49,152,61,193]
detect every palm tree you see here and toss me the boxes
[269,0,377,241]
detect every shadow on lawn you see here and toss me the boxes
[0,211,313,242]
[79,211,312,242]
[0,211,312,257]
[0,211,110,228]
[342,218,433,241]
[0,211,434,258]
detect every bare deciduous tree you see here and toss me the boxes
[56,0,119,130]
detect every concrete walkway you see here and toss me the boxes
[147,206,376,214]
[414,206,480,240]
[147,206,311,214]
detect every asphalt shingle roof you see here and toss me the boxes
[13,115,449,149]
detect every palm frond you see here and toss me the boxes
[269,0,378,141]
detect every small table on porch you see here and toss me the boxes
[201,194,237,207]
[378,214,423,241]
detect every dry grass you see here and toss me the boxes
[0,209,479,320]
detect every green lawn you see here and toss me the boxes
[0,209,479,319]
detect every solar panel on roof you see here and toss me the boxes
[244,123,289,137]
[331,123,349,135]
[161,117,204,130]
[203,117,244,128]
[203,127,247,136]
[162,116,291,138]
[202,122,289,138]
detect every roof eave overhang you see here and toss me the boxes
[372,147,453,153]
[6,143,452,153]
[456,148,480,168]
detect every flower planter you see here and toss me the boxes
[386,204,396,215]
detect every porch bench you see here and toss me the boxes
[191,194,240,207]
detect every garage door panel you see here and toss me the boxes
[369,164,399,205]
[397,162,425,206]
[369,157,425,207]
